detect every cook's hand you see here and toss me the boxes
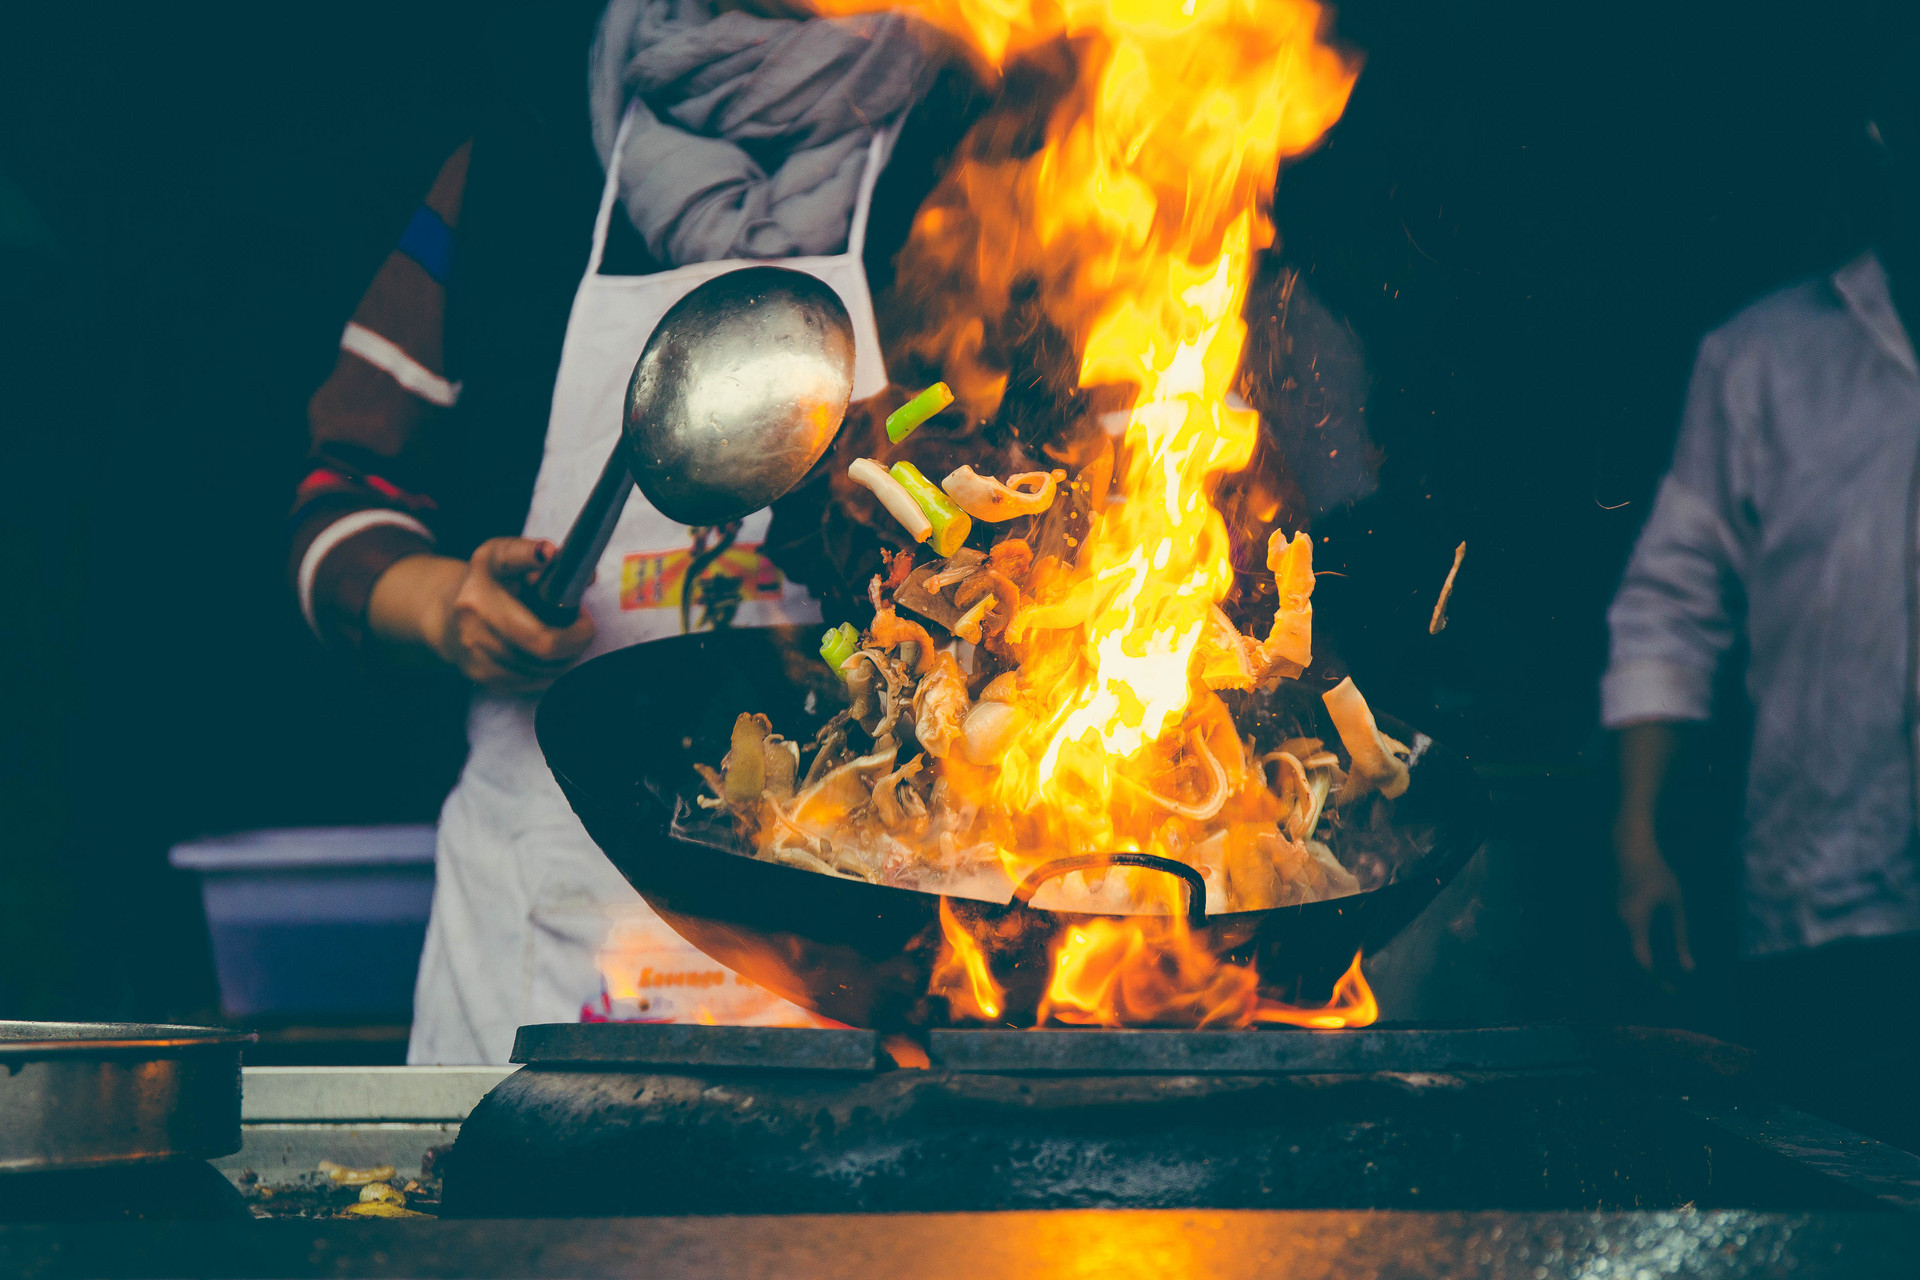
[1614,824,1694,976]
[367,539,595,694]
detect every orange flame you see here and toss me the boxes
[826,0,1362,1024]
[932,896,1007,1020]
[1251,950,1378,1029]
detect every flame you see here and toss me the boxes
[823,0,1362,1024]
[1252,950,1378,1029]
[932,896,1008,1019]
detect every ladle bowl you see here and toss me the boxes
[525,266,856,626]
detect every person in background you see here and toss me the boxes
[1603,42,1920,1144]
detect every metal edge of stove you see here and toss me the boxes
[926,1025,1591,1074]
[510,1023,881,1071]
[1685,1100,1920,1211]
[214,1067,517,1202]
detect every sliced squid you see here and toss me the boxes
[1322,676,1411,802]
[940,466,1063,522]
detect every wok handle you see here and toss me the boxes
[1011,853,1209,927]
[523,444,634,628]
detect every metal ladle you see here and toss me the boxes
[524,266,857,627]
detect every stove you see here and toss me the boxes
[439,1022,1920,1218]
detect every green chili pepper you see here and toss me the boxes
[889,460,973,557]
[884,381,954,443]
[819,622,861,677]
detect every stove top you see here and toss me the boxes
[438,1022,1920,1219]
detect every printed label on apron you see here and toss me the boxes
[584,912,834,1027]
[620,540,784,617]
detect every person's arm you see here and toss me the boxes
[1600,332,1751,973]
[289,139,590,689]
[366,541,592,695]
[1613,721,1693,972]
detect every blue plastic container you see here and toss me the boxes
[169,826,436,1020]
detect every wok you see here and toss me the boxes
[535,626,1490,1028]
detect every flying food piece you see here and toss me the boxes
[1244,529,1313,687]
[885,382,955,443]
[940,466,1062,522]
[1322,677,1410,802]
[848,458,932,543]
[1429,542,1466,634]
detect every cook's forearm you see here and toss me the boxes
[1613,721,1681,855]
[366,554,465,661]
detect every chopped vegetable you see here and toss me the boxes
[849,458,932,542]
[940,466,1061,522]
[890,460,973,556]
[819,622,861,676]
[885,381,955,443]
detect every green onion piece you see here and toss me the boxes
[889,460,973,557]
[819,622,861,677]
[885,382,955,443]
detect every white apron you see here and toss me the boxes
[409,110,895,1064]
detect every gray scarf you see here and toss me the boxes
[589,0,937,267]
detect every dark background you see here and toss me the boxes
[0,1,1895,1023]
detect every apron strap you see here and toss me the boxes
[844,122,902,261]
[586,104,640,278]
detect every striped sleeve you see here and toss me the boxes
[291,139,470,649]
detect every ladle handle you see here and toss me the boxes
[524,444,633,628]
[1011,853,1210,927]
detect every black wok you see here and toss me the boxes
[535,626,1490,1029]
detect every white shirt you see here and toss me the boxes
[1602,251,1920,957]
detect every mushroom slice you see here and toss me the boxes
[872,754,927,829]
[924,548,987,592]
[894,551,985,631]
[789,743,899,833]
[912,651,971,759]
[989,538,1033,584]
[954,571,1019,640]
[761,736,800,800]
[722,713,772,803]
[868,609,938,673]
[940,466,1063,522]
[1322,676,1411,802]
[950,593,996,645]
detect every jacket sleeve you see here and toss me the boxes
[1599,331,1754,727]
[289,140,471,650]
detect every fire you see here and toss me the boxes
[821,0,1365,1025]
[1252,950,1378,1029]
[931,896,1007,1020]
